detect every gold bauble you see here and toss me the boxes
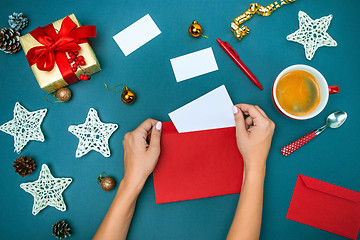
[98,176,116,191]
[188,20,203,38]
[55,87,72,102]
[121,86,136,104]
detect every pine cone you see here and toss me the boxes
[52,220,72,239]
[0,27,21,54]
[13,155,36,177]
[8,12,29,31]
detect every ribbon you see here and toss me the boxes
[26,16,96,84]
[231,0,296,40]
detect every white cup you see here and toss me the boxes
[272,64,339,120]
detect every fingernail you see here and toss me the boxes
[232,106,238,114]
[156,121,162,130]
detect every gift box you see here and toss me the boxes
[20,14,101,93]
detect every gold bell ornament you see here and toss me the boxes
[104,82,136,104]
[188,20,208,38]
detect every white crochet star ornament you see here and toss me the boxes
[287,11,337,60]
[20,164,72,216]
[0,102,47,153]
[68,108,118,158]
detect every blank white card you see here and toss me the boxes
[170,47,219,82]
[113,14,161,56]
[169,85,235,133]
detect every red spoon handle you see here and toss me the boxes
[281,131,317,156]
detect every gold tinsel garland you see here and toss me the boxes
[231,0,296,40]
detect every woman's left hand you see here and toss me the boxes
[122,118,162,192]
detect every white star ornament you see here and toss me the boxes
[20,164,72,215]
[68,108,118,158]
[0,102,47,153]
[287,11,337,60]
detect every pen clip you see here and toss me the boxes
[224,41,239,59]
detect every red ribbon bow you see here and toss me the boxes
[26,16,96,84]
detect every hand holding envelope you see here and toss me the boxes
[153,86,275,204]
[232,104,275,166]
[154,85,242,203]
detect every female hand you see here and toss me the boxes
[233,104,275,174]
[94,119,162,240]
[122,119,162,192]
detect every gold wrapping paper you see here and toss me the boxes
[20,14,101,93]
[231,0,296,40]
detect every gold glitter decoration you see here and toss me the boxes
[231,0,296,40]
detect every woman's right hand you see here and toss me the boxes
[232,104,275,174]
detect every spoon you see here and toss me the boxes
[281,111,347,156]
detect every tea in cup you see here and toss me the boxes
[272,65,339,120]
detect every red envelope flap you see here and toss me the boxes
[153,121,243,204]
[161,121,234,134]
[300,174,360,203]
[162,121,179,133]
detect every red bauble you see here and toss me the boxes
[77,56,84,61]
[67,58,73,63]
[80,60,86,66]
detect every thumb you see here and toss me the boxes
[148,121,162,155]
[233,106,247,137]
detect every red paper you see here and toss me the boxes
[286,174,360,239]
[153,122,243,204]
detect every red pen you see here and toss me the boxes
[217,38,263,90]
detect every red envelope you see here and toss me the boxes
[286,174,360,239]
[153,122,243,204]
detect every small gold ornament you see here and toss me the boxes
[104,83,136,104]
[121,86,136,104]
[231,0,296,40]
[46,87,72,103]
[55,87,72,102]
[97,172,116,191]
[188,20,208,38]
[189,20,202,37]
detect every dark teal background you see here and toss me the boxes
[0,0,359,239]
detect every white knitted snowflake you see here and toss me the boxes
[287,11,337,60]
[68,108,118,158]
[20,164,72,216]
[0,102,47,153]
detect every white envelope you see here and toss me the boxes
[170,47,219,82]
[113,14,161,56]
[169,85,235,133]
